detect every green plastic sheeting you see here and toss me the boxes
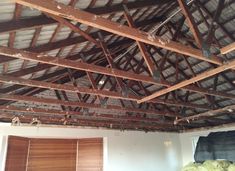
[182,160,235,171]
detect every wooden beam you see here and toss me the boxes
[0,15,160,64]
[67,69,83,102]
[0,105,173,125]
[220,42,235,54]
[0,46,167,86]
[0,93,178,117]
[98,33,125,89]
[196,1,235,42]
[0,15,55,34]
[175,104,235,124]
[0,105,203,129]
[123,5,156,76]
[0,113,179,131]
[85,0,172,15]
[204,0,225,47]
[0,75,138,100]
[46,14,100,46]
[177,0,202,47]
[15,0,222,65]
[0,0,165,34]
[1,46,235,103]
[5,38,130,79]
[138,59,235,103]
[0,74,210,110]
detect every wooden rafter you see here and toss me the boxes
[0,46,165,86]
[138,59,235,103]
[123,5,156,76]
[0,93,179,117]
[221,42,235,55]
[0,74,210,110]
[0,16,160,65]
[0,0,165,34]
[0,0,233,131]
[0,105,175,125]
[177,0,202,47]
[1,46,235,103]
[175,104,235,124]
[0,113,180,131]
[204,0,225,47]
[46,14,100,46]
[196,1,234,42]
[14,0,222,65]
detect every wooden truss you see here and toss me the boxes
[0,0,233,131]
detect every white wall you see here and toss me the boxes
[0,123,182,171]
[0,134,7,171]
[2,123,235,170]
[179,125,235,166]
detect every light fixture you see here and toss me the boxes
[98,80,105,85]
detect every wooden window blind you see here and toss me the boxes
[27,139,77,171]
[5,136,29,171]
[77,138,103,171]
[5,137,103,171]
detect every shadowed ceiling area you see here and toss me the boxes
[0,0,234,132]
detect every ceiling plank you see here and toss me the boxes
[14,0,222,65]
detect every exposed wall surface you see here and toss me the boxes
[1,123,235,171]
[0,131,7,171]
[179,125,235,166]
[0,123,182,171]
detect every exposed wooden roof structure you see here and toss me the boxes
[0,0,234,132]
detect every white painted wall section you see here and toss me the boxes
[0,124,183,171]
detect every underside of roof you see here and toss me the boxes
[0,0,234,132]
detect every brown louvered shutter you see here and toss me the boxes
[27,139,77,171]
[5,136,29,171]
[77,138,103,171]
